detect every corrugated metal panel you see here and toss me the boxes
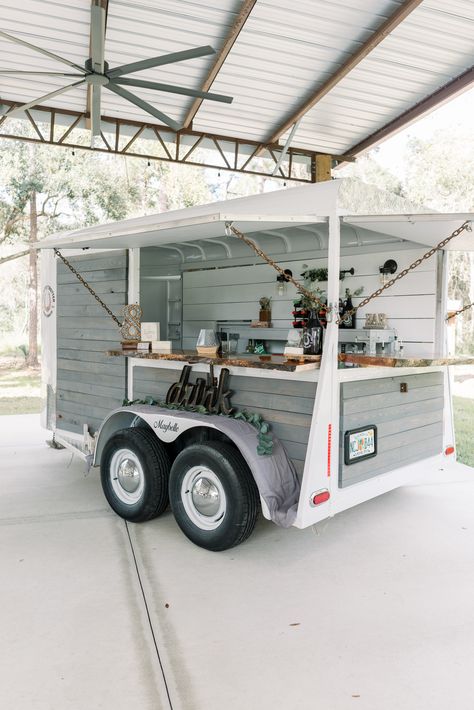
[283,0,474,152]
[0,0,472,154]
[0,0,90,112]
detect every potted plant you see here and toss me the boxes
[259,296,272,323]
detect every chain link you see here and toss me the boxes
[54,218,472,332]
[229,225,330,312]
[54,249,123,328]
[339,220,472,324]
[231,220,472,324]
[446,301,474,321]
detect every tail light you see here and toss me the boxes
[445,446,455,456]
[310,489,330,506]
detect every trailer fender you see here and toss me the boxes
[93,405,217,468]
[93,404,300,527]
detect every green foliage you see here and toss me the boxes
[0,129,213,337]
[122,396,274,455]
[17,344,28,361]
[259,296,272,310]
[453,396,474,467]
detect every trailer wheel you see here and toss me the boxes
[169,441,259,551]
[101,427,170,523]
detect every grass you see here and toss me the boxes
[0,396,42,415]
[0,362,41,415]
[453,396,474,467]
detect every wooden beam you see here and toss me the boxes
[182,0,256,129]
[266,0,424,144]
[313,154,332,183]
[347,66,474,156]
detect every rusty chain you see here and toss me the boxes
[231,220,472,325]
[54,218,472,332]
[446,301,474,321]
[341,220,472,324]
[229,224,329,312]
[54,248,123,328]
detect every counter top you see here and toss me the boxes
[339,353,474,368]
[108,349,474,372]
[107,349,321,372]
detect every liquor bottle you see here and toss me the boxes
[303,309,323,355]
[342,293,355,328]
[338,297,345,329]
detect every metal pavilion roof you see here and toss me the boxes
[0,0,472,179]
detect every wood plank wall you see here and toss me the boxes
[182,246,438,355]
[339,372,444,487]
[132,365,317,479]
[56,251,127,435]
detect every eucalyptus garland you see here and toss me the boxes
[122,396,274,456]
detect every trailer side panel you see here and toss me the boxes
[56,251,127,435]
[339,372,444,487]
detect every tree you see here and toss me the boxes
[339,127,474,353]
[0,128,214,365]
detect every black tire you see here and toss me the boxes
[169,441,259,551]
[101,427,170,523]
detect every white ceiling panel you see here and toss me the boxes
[0,0,472,156]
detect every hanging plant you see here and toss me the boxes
[301,268,349,282]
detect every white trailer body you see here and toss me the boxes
[38,180,474,549]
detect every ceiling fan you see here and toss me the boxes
[0,0,233,144]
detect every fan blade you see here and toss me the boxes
[106,82,181,131]
[114,77,233,104]
[107,45,215,79]
[1,80,85,117]
[0,30,87,74]
[90,0,106,74]
[0,71,84,76]
[90,84,102,144]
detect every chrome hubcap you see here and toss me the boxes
[117,458,141,493]
[181,466,226,530]
[110,449,144,504]
[191,477,220,516]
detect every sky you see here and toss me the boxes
[371,86,474,179]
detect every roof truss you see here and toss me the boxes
[0,100,353,182]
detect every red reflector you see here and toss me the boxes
[445,446,455,456]
[312,490,330,506]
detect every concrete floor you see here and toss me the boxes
[2,414,474,710]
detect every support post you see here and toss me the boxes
[313,154,332,182]
[295,211,340,527]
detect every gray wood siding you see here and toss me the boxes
[56,251,127,435]
[339,372,444,487]
[132,366,316,479]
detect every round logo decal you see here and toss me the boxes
[42,285,56,318]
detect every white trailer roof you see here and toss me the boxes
[36,181,473,251]
[37,213,325,250]
[344,214,474,251]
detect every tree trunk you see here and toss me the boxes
[26,189,39,368]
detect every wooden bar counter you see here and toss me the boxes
[107,349,321,372]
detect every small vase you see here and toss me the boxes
[259,309,271,323]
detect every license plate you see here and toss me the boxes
[344,426,377,465]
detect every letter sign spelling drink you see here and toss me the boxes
[166,364,233,415]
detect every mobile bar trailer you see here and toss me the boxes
[38,179,474,551]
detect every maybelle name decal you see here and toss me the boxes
[154,419,179,434]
